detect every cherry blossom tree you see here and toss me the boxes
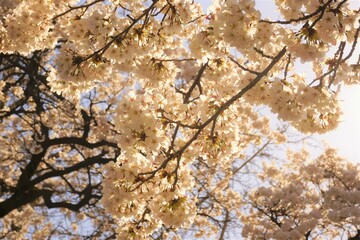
[0,0,359,239]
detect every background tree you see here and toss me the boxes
[0,0,359,239]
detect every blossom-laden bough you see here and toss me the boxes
[0,0,359,239]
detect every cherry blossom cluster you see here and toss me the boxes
[0,0,78,54]
[0,205,51,239]
[1,0,360,239]
[242,148,360,239]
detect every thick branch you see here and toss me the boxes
[41,137,118,149]
[30,152,115,186]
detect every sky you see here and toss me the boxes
[196,0,360,163]
[319,85,360,163]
